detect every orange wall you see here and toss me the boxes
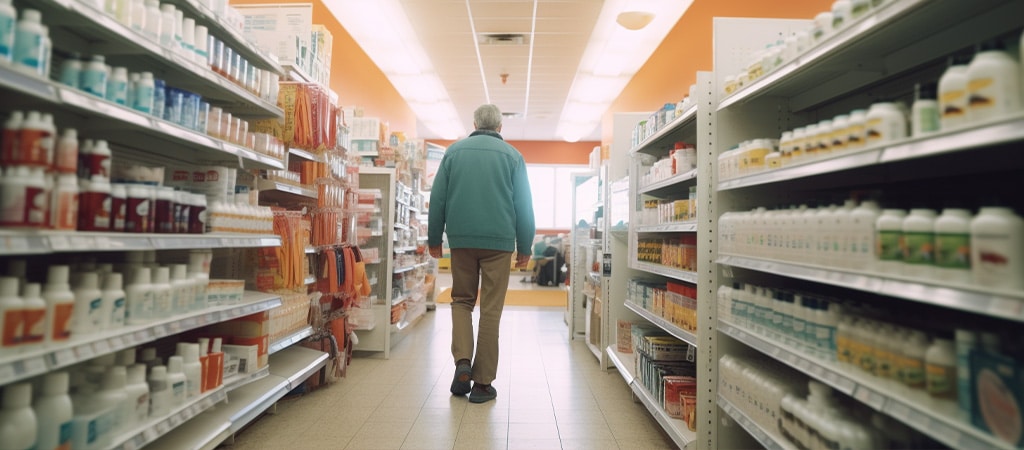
[428,140,598,165]
[601,0,833,143]
[230,0,418,136]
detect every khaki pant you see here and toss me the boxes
[449,248,512,385]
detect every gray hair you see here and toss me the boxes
[473,104,502,131]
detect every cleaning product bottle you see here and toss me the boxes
[166,355,187,407]
[146,365,170,417]
[970,206,1024,289]
[43,265,74,343]
[178,343,201,398]
[33,371,72,450]
[966,41,1021,123]
[19,282,45,348]
[12,9,46,75]
[102,272,126,328]
[939,56,971,130]
[70,272,102,336]
[0,382,37,450]
[0,0,14,63]
[0,276,24,353]
[124,364,149,426]
[124,266,153,325]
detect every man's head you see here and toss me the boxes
[473,104,503,132]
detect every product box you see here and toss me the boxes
[237,4,313,69]
[663,375,697,419]
[617,320,634,353]
[222,344,260,374]
[971,350,1024,446]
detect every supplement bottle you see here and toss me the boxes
[934,208,972,284]
[53,128,77,174]
[50,173,79,231]
[875,209,906,273]
[106,66,128,105]
[925,337,957,401]
[102,272,126,328]
[110,183,126,232]
[938,56,971,130]
[143,0,161,41]
[42,265,74,343]
[970,206,1024,289]
[77,175,111,232]
[19,283,44,348]
[966,41,1021,123]
[59,53,82,89]
[125,266,153,324]
[0,276,24,353]
[0,0,14,63]
[80,54,108,98]
[864,102,906,146]
[124,364,149,426]
[33,371,72,450]
[954,329,977,420]
[911,82,940,136]
[0,382,37,450]
[70,272,102,336]
[166,355,187,406]
[901,208,937,278]
[12,9,46,75]
[900,331,929,390]
[133,71,155,114]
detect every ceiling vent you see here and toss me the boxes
[478,33,528,46]
[501,112,523,119]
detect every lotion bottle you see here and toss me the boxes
[146,365,170,418]
[97,366,129,435]
[166,355,187,407]
[43,266,74,343]
[179,343,201,398]
[0,382,37,450]
[0,276,24,353]
[151,266,171,317]
[102,272,126,328]
[33,371,72,450]
[71,272,102,336]
[124,364,149,426]
[124,267,153,325]
[19,283,45,349]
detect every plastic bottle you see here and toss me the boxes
[0,382,37,450]
[189,192,207,234]
[70,384,113,450]
[209,337,224,388]
[15,110,48,168]
[142,0,160,41]
[970,207,1024,289]
[152,266,173,316]
[18,283,44,348]
[154,186,174,233]
[12,9,45,75]
[193,25,208,65]
[166,355,187,407]
[169,264,190,314]
[954,329,977,420]
[187,251,209,309]
[158,4,175,49]
[97,366,129,436]
[59,53,82,89]
[102,272,126,328]
[71,272,102,336]
[938,57,971,130]
[132,72,154,114]
[42,266,74,344]
[124,364,149,426]
[172,8,183,52]
[933,208,972,284]
[901,208,937,278]
[197,338,210,391]
[1,111,23,167]
[0,166,47,228]
[874,209,906,273]
[33,371,72,450]
[900,331,929,389]
[130,0,144,31]
[52,128,77,175]
[125,184,150,233]
[864,102,906,146]
[911,82,940,136]
[0,276,24,353]
[82,139,110,179]
[966,41,1021,123]
[77,175,111,232]
[110,183,126,232]
[105,66,128,105]
[147,365,170,417]
[0,0,14,63]
[124,266,152,325]
[177,343,202,398]
[181,17,195,54]
[926,337,957,402]
[80,55,108,98]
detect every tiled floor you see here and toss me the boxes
[227,276,677,450]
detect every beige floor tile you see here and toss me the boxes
[456,422,508,441]
[620,438,679,449]
[368,406,423,422]
[506,438,563,449]
[556,422,616,440]
[507,407,556,424]
[344,435,408,450]
[461,405,510,424]
[452,438,506,450]
[401,438,456,450]
[560,438,621,450]
[354,419,415,439]
[553,408,607,424]
[415,407,465,424]
[508,422,560,440]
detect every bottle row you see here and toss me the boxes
[636,235,697,272]
[0,340,231,450]
[720,354,934,450]
[630,83,697,148]
[719,280,1024,447]
[627,279,697,334]
[720,31,1024,181]
[635,142,696,188]
[639,187,697,226]
[717,202,1023,290]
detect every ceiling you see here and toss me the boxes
[399,0,604,141]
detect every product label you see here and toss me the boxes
[900,356,926,388]
[110,296,125,326]
[52,302,74,341]
[0,16,14,57]
[847,124,865,148]
[837,334,852,363]
[902,231,934,265]
[81,70,108,97]
[915,106,940,133]
[935,232,970,270]
[58,419,72,449]
[858,346,876,373]
[13,29,42,69]
[865,117,884,143]
[55,143,79,174]
[112,195,125,231]
[17,128,48,167]
[967,78,994,109]
[51,189,79,230]
[877,230,902,261]
[26,185,46,226]
[940,90,967,118]
[172,380,185,400]
[876,349,896,379]
[21,306,45,344]
[134,392,150,421]
[80,153,111,179]
[125,197,150,232]
[108,80,128,105]
[79,192,111,231]
[1,308,23,346]
[134,85,154,113]
[973,232,1016,284]
[926,362,957,399]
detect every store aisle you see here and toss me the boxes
[228,304,677,449]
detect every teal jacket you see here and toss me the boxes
[428,130,535,256]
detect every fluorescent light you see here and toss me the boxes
[557,0,694,142]
[322,0,467,139]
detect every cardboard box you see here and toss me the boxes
[971,350,1024,446]
[222,344,259,374]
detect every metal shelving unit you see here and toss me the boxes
[0,231,281,256]
[624,302,698,347]
[607,347,696,450]
[717,395,794,450]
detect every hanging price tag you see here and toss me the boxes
[2,236,29,253]
[134,330,149,342]
[153,325,168,337]
[168,414,182,428]
[155,421,170,434]
[48,235,71,250]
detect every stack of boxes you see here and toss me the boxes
[630,324,697,431]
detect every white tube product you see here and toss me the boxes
[124,364,150,426]
[0,276,24,355]
[125,267,153,325]
[43,266,74,344]
[19,283,45,349]
[0,382,37,450]
[71,272,102,336]
[166,356,187,407]
[901,208,937,278]
[970,207,1024,289]
[151,266,172,317]
[102,272,126,328]
[34,371,72,450]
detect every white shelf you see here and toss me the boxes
[394,245,418,253]
[630,261,698,284]
[269,326,314,355]
[0,230,281,256]
[624,302,698,348]
[639,169,698,195]
[717,0,1021,111]
[394,261,429,274]
[717,394,794,450]
[718,319,1013,450]
[112,385,228,450]
[718,254,1024,323]
[0,292,282,386]
[629,104,699,155]
[636,222,698,233]
[287,147,324,163]
[221,366,271,393]
[268,345,329,389]
[606,346,696,450]
[281,63,316,85]
[257,180,317,200]
[164,0,283,73]
[718,148,881,191]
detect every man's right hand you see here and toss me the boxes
[515,254,530,269]
[429,246,443,259]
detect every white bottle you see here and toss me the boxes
[59,53,82,89]
[187,252,209,310]
[181,17,194,54]
[0,0,14,63]
[0,382,37,450]
[178,343,202,398]
[970,207,1024,289]
[124,364,149,426]
[933,208,972,284]
[33,371,73,450]
[193,25,208,65]
[151,266,172,316]
[147,365,170,417]
[911,82,940,136]
[925,338,957,405]
[133,71,154,114]
[97,366,129,436]
[172,8,183,52]
[105,66,128,106]
[166,355,187,407]
[874,209,906,273]
[130,0,145,32]
[70,384,114,450]
[158,4,175,49]
[142,0,161,42]
[80,55,108,98]
[42,266,74,344]
[169,264,191,314]
[124,267,153,325]
[864,102,907,147]
[0,276,24,354]
[102,272,126,328]
[71,272,102,336]
[966,43,1021,123]
[901,208,937,278]
[900,331,929,389]
[939,58,971,130]
[12,9,46,75]
[19,283,44,349]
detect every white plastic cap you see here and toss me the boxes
[212,337,221,353]
[140,347,157,361]
[160,4,174,12]
[21,9,41,23]
[170,264,187,281]
[127,364,146,384]
[116,348,136,366]
[198,338,209,356]
[154,267,170,284]
[103,272,123,291]
[149,365,167,380]
[168,355,184,373]
[185,343,200,363]
[2,382,32,408]
[103,366,127,390]
[77,272,100,290]
[130,267,152,286]
[22,283,41,299]
[41,371,69,396]
[0,276,20,297]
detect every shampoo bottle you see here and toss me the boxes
[19,283,45,348]
[43,266,74,343]
[33,371,72,450]
[124,266,153,325]
[0,276,24,353]
[97,366,129,435]
[70,272,102,336]
[166,355,187,407]
[124,364,150,426]
[146,365,170,417]
[178,343,202,398]
[151,267,171,316]
[0,382,37,450]
[102,272,126,328]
